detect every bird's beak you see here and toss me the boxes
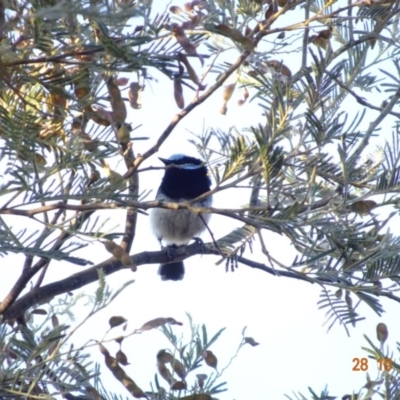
[159,157,169,165]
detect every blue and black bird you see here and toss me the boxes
[150,154,212,281]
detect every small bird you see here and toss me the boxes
[150,154,212,281]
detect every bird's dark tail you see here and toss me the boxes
[158,262,185,281]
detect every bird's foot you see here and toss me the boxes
[193,237,205,254]
[162,244,181,261]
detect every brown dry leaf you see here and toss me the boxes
[99,344,147,398]
[109,316,127,328]
[244,337,260,346]
[157,361,174,384]
[202,350,218,369]
[128,82,143,109]
[116,349,130,365]
[137,317,183,332]
[376,322,388,345]
[106,77,127,123]
[350,200,377,215]
[174,78,185,109]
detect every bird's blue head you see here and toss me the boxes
[158,154,211,200]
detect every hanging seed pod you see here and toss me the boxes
[237,86,249,106]
[376,323,388,345]
[171,359,186,379]
[128,82,143,109]
[202,350,218,369]
[174,78,185,109]
[109,316,127,328]
[219,104,228,115]
[157,361,174,384]
[178,54,206,90]
[106,77,127,123]
[173,25,203,65]
[157,350,174,364]
[222,83,236,102]
[116,349,129,365]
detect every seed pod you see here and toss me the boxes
[157,361,174,384]
[376,323,388,345]
[128,82,143,109]
[178,54,206,90]
[109,316,127,328]
[222,83,236,102]
[106,77,127,123]
[157,350,174,364]
[237,86,249,106]
[202,350,217,369]
[174,78,185,109]
[116,349,129,365]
